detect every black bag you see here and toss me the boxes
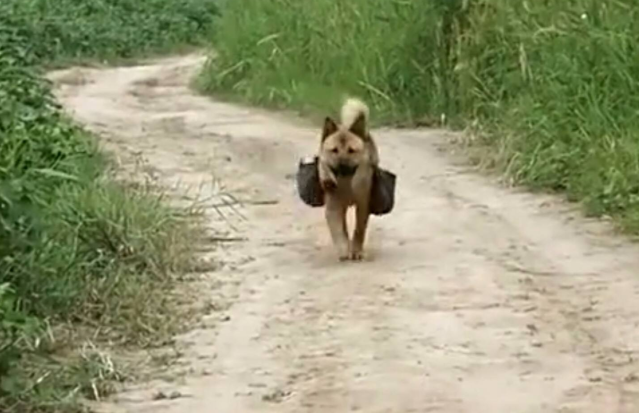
[370,167,396,216]
[296,156,396,215]
[296,156,325,207]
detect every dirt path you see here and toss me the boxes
[49,54,639,413]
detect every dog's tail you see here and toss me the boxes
[340,97,369,130]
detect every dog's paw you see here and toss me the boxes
[321,179,337,192]
[336,244,350,261]
[348,241,364,261]
[348,244,364,261]
[349,250,364,261]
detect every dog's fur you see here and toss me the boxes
[318,98,379,261]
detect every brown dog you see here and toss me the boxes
[318,98,379,261]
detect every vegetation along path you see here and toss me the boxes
[50,54,639,413]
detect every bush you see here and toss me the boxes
[0,0,215,409]
[205,0,639,231]
[0,0,219,66]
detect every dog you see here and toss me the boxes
[317,98,379,261]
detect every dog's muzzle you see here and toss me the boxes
[331,163,358,177]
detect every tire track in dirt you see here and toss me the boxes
[50,54,639,413]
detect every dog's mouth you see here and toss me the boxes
[331,163,358,177]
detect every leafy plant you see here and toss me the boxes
[1,0,212,410]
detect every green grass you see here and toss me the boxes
[198,0,462,124]
[1,0,218,411]
[204,0,639,233]
[1,0,219,67]
[455,0,639,231]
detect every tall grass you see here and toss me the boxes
[1,0,218,410]
[198,0,460,123]
[455,0,639,231]
[205,0,639,232]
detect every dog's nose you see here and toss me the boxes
[333,162,358,176]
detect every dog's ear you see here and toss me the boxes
[349,113,367,139]
[322,117,338,141]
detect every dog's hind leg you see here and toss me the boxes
[325,196,349,261]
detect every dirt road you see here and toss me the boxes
[50,54,639,413]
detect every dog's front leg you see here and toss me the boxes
[351,202,370,261]
[350,165,373,261]
[318,160,337,191]
[325,196,349,261]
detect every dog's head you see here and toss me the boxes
[319,113,369,177]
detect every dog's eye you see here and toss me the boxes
[348,147,355,154]
[331,148,338,154]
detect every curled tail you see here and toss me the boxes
[340,98,370,131]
